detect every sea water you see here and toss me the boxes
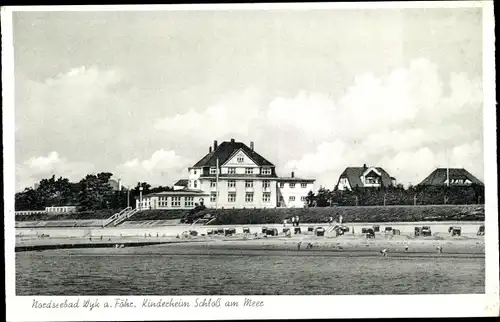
[16,246,484,295]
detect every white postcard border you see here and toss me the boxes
[3,1,498,321]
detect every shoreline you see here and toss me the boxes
[16,233,485,256]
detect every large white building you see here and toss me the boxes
[136,139,315,210]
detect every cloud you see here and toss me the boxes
[116,149,193,187]
[154,88,263,141]
[16,151,95,191]
[283,58,483,187]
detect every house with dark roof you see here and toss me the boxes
[418,168,484,187]
[336,164,396,190]
[173,179,189,191]
[136,139,316,210]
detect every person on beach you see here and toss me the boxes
[100,235,103,241]
[380,249,388,257]
[156,233,159,238]
[296,216,300,226]
[437,245,443,254]
[283,218,287,227]
[329,216,333,226]
[405,243,409,252]
[291,217,296,227]
[297,241,302,251]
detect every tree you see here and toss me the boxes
[77,172,115,211]
[305,190,316,207]
[316,187,331,207]
[15,188,43,210]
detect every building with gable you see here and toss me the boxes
[418,168,484,187]
[336,164,396,191]
[136,139,315,209]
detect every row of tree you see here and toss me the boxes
[305,184,485,207]
[15,173,174,211]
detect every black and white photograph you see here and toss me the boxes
[2,1,498,320]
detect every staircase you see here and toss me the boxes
[112,207,140,226]
[103,207,140,227]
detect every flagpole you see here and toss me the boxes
[216,158,219,209]
[446,148,450,187]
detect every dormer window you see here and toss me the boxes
[237,155,244,163]
[262,168,271,175]
[210,167,217,174]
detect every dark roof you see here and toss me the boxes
[418,168,484,186]
[193,140,274,168]
[338,166,394,188]
[174,179,189,187]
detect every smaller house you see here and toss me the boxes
[45,206,78,214]
[173,179,189,191]
[135,190,209,210]
[418,168,484,186]
[337,164,395,190]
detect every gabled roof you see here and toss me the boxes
[174,179,189,187]
[192,140,274,168]
[338,166,394,188]
[418,168,484,186]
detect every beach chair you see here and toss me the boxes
[294,227,301,235]
[315,227,325,236]
[451,227,462,237]
[373,225,380,232]
[261,227,268,234]
[477,225,485,236]
[243,227,250,234]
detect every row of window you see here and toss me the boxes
[281,196,307,202]
[279,182,308,189]
[206,167,272,175]
[156,196,194,208]
[210,180,272,188]
[210,192,272,203]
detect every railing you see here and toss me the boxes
[112,207,140,226]
[103,207,132,227]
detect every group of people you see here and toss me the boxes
[283,216,301,227]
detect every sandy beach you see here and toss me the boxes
[16,230,485,256]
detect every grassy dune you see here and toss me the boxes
[201,204,485,225]
[15,205,484,226]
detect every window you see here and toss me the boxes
[172,197,181,207]
[194,181,198,188]
[210,193,217,202]
[210,180,216,188]
[301,183,307,188]
[159,196,168,207]
[289,183,295,188]
[210,168,217,174]
[245,180,253,188]
[301,196,306,202]
[237,155,244,163]
[263,180,270,189]
[289,196,295,201]
[228,180,236,188]
[194,170,197,175]
[228,168,236,175]
[228,193,236,203]
[245,193,254,202]
[262,168,272,175]
[245,168,253,174]
[185,197,194,207]
[366,177,379,184]
[279,182,284,188]
[263,192,271,203]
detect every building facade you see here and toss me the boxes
[336,164,396,191]
[136,139,315,210]
[277,172,315,208]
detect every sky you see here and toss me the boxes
[13,7,484,192]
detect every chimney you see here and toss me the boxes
[250,141,254,150]
[291,171,295,178]
[363,164,367,170]
[230,138,235,143]
[213,140,218,150]
[209,146,212,153]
